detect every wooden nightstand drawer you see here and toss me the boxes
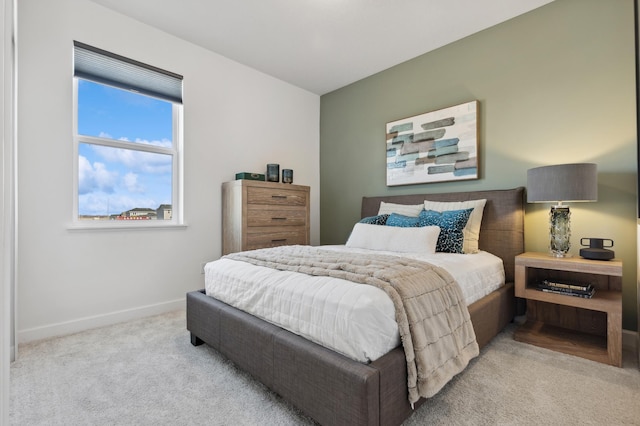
[247,186,308,207]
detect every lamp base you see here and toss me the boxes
[549,205,571,257]
[549,251,572,258]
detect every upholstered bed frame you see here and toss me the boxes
[186,187,525,425]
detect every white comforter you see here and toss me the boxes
[204,245,504,363]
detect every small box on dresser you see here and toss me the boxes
[222,179,310,255]
[514,252,622,367]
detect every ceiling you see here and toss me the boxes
[89,0,554,95]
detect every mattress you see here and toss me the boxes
[204,245,504,363]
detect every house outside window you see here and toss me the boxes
[73,41,183,226]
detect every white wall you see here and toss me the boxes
[2,0,16,420]
[16,0,320,342]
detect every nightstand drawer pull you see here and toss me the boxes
[271,239,287,243]
[271,195,287,199]
[272,217,287,221]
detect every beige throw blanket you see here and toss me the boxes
[225,246,479,404]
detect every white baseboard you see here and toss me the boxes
[623,329,637,353]
[17,298,185,345]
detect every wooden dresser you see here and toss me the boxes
[222,179,310,255]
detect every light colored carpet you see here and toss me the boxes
[10,310,640,425]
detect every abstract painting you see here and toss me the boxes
[386,100,479,186]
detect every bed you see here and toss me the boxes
[186,187,524,425]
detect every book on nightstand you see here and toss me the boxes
[535,280,595,299]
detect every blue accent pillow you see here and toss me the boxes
[418,208,473,253]
[386,212,423,227]
[358,214,390,225]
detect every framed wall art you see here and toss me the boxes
[386,100,479,186]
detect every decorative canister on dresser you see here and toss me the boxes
[282,169,293,184]
[266,163,280,182]
[221,179,310,255]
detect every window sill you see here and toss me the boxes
[67,222,188,231]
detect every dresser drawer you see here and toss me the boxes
[247,187,308,207]
[246,228,308,250]
[247,206,307,227]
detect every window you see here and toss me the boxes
[73,41,183,225]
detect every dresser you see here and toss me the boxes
[222,179,310,255]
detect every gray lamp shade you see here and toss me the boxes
[527,163,598,203]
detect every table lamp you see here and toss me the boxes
[526,163,597,257]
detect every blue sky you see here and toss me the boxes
[77,80,173,217]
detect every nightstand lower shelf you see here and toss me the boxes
[514,320,609,365]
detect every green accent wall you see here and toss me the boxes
[320,0,638,330]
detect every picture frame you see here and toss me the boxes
[386,100,479,186]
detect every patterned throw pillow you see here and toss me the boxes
[418,208,473,253]
[386,213,423,227]
[358,214,390,225]
[423,199,487,253]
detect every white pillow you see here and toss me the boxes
[346,223,440,253]
[377,201,424,217]
[423,199,487,254]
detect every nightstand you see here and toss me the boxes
[513,252,622,367]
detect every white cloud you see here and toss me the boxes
[79,192,159,216]
[92,144,172,174]
[135,138,172,148]
[78,155,118,195]
[122,172,144,193]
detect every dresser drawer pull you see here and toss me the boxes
[271,239,287,243]
[272,217,287,221]
[271,195,287,199]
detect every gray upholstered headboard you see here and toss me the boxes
[361,187,525,283]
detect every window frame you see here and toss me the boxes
[71,77,184,230]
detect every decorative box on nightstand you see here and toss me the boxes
[513,252,622,367]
